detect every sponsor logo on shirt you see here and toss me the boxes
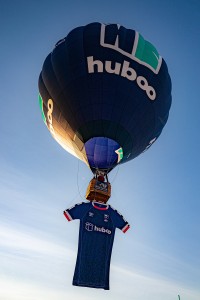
[104,214,109,222]
[85,222,111,234]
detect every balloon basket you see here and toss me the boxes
[86,178,111,204]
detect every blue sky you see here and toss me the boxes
[0,0,200,299]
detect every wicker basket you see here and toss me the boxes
[86,178,111,203]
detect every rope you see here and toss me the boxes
[110,165,120,184]
[76,159,86,201]
[65,160,86,207]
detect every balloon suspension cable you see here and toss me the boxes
[76,160,85,201]
[110,165,119,184]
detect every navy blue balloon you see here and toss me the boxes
[38,22,172,174]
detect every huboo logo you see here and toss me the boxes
[85,222,111,234]
[100,24,162,74]
[87,24,162,101]
[39,95,55,134]
[87,57,156,100]
[47,99,55,135]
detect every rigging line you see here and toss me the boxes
[63,169,79,208]
[110,164,120,184]
[76,159,85,201]
[64,161,85,208]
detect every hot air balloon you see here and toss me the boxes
[38,22,172,202]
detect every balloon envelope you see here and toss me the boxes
[38,22,172,173]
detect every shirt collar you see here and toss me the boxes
[92,201,109,210]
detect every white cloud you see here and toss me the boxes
[0,276,93,300]
[0,223,72,257]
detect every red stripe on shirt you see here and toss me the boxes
[92,202,109,210]
[63,211,72,221]
[122,224,130,233]
[93,204,108,210]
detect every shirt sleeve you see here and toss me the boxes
[63,202,89,221]
[110,206,130,233]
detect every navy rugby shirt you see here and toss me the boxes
[64,201,130,290]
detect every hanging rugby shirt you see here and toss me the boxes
[64,201,130,290]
